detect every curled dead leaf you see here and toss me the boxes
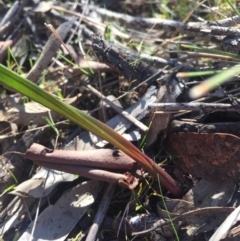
[25,143,141,189]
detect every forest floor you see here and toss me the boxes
[1,1,240,241]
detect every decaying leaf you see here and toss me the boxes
[145,76,183,147]
[159,179,236,215]
[0,169,79,235]
[4,94,81,125]
[131,207,235,237]
[158,179,236,240]
[166,132,240,179]
[0,196,37,235]
[168,207,235,236]
[130,179,236,239]
[18,181,103,241]
[210,205,240,241]
[8,167,78,199]
[9,178,45,198]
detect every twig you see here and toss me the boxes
[148,102,240,112]
[0,1,19,26]
[90,7,240,54]
[86,84,149,132]
[91,35,161,85]
[85,183,116,241]
[168,120,240,138]
[91,6,240,37]
[0,196,19,221]
[26,17,76,82]
[0,0,29,36]
[211,16,240,27]
[132,207,235,236]
[178,51,240,62]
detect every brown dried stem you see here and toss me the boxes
[26,143,140,189]
[26,143,137,170]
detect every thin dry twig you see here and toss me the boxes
[85,183,117,241]
[132,207,235,236]
[148,102,240,112]
[34,161,139,190]
[27,17,76,82]
[0,0,29,36]
[86,84,149,132]
[89,6,240,54]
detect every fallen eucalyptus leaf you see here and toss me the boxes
[166,132,240,179]
[18,181,103,241]
[9,178,45,198]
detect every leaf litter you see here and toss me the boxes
[1,1,240,241]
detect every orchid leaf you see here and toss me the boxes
[0,64,182,196]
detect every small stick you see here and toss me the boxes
[0,0,28,36]
[27,17,76,82]
[91,6,240,38]
[91,35,161,85]
[86,84,149,132]
[132,207,235,236]
[44,23,70,54]
[0,1,19,26]
[90,7,240,53]
[148,102,240,112]
[85,183,116,241]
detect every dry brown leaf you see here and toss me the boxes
[166,132,240,179]
[132,207,235,238]
[145,83,173,146]
[145,76,182,147]
[170,207,235,238]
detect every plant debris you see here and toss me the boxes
[1,1,240,241]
